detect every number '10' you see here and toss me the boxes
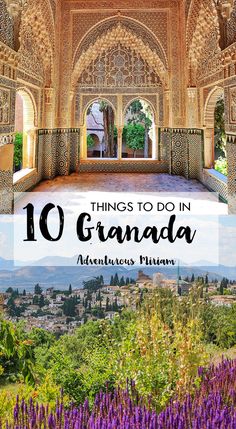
[24,203,64,242]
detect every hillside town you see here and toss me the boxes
[1,271,236,335]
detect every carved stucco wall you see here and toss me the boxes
[186,0,236,211]
[0,0,56,213]
[226,1,236,47]
[0,0,14,49]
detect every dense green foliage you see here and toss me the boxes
[13,133,23,170]
[87,135,95,148]
[62,297,78,317]
[201,302,236,349]
[215,156,228,176]
[214,97,225,154]
[0,320,35,385]
[124,100,153,158]
[124,123,145,157]
[110,273,136,286]
[83,276,104,292]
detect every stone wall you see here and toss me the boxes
[226,133,236,213]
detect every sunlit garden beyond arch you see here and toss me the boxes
[214,95,227,176]
[86,101,116,159]
[86,99,155,159]
[122,99,154,159]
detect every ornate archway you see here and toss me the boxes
[203,86,224,168]
[72,15,168,162]
[83,98,117,159]
[123,98,157,159]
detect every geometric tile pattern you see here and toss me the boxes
[171,129,189,178]
[160,128,203,181]
[228,195,236,214]
[226,134,236,213]
[201,169,228,202]
[226,134,236,196]
[159,128,171,174]
[38,130,55,180]
[56,135,68,176]
[69,131,79,173]
[188,130,203,180]
[0,170,13,213]
[13,172,39,193]
[38,128,80,179]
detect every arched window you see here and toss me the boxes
[204,87,227,176]
[14,89,37,176]
[122,99,155,159]
[86,100,116,159]
[214,96,227,176]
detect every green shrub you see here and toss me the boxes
[124,123,145,157]
[87,135,95,148]
[215,156,227,176]
[14,133,23,169]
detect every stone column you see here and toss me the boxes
[23,129,36,169]
[204,128,214,168]
[152,125,159,160]
[57,3,72,128]
[81,126,87,160]
[44,88,54,129]
[187,87,199,128]
[164,90,171,127]
[70,92,76,128]
[0,143,14,214]
[117,127,123,160]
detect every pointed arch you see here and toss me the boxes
[204,86,224,128]
[123,96,157,125]
[83,97,117,127]
[16,87,37,130]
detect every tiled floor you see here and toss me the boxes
[33,173,212,193]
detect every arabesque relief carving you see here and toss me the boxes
[0,88,10,124]
[229,86,236,123]
[78,44,162,89]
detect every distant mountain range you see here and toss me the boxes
[0,257,235,292]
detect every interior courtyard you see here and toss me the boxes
[0,0,236,213]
